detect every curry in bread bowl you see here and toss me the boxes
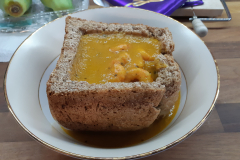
[46,16,181,131]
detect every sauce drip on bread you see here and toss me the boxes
[62,92,180,148]
[70,33,166,83]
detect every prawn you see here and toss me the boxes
[125,68,153,82]
[139,49,155,61]
[109,44,129,52]
[109,63,126,82]
[111,52,131,66]
[108,53,130,82]
[133,53,144,68]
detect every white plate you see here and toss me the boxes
[4,7,219,159]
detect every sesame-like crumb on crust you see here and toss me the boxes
[46,16,180,131]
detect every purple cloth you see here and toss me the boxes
[182,0,204,8]
[105,0,204,16]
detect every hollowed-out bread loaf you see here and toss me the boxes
[156,54,181,117]
[46,16,180,131]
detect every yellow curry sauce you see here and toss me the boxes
[62,92,180,148]
[70,33,165,83]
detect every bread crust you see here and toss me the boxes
[47,16,179,131]
[156,54,181,117]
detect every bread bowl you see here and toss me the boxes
[46,16,181,131]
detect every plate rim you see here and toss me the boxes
[3,7,220,160]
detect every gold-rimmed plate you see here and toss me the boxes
[4,7,219,159]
